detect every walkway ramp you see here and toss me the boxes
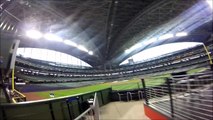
[100,101,150,120]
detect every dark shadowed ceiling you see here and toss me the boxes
[0,0,212,68]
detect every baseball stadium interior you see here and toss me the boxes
[0,0,213,120]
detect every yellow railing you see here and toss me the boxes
[11,89,26,103]
[202,43,213,65]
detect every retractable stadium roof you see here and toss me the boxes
[0,0,212,68]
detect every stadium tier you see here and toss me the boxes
[15,43,212,84]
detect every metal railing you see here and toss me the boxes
[143,70,213,119]
[11,89,26,103]
[74,92,100,120]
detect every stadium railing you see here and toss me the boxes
[143,70,213,119]
[74,92,100,120]
[11,89,26,103]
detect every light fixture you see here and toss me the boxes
[2,23,7,30]
[88,51,93,55]
[26,30,42,39]
[207,0,213,8]
[77,45,88,52]
[0,22,4,28]
[7,25,11,31]
[44,33,63,42]
[64,40,77,47]
[175,32,188,37]
[11,26,14,31]
[158,33,174,40]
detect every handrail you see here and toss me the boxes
[74,107,92,120]
[93,92,97,106]
[74,92,99,120]
[138,91,143,100]
[127,92,132,101]
[117,93,124,101]
[14,89,26,98]
[11,98,16,103]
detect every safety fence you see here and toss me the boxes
[143,70,213,120]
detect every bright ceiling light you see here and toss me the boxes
[175,32,188,37]
[77,45,88,52]
[158,33,174,40]
[88,51,93,55]
[44,33,63,42]
[11,26,14,31]
[144,38,157,45]
[207,0,213,8]
[7,25,11,31]
[0,22,4,28]
[26,30,42,39]
[64,40,77,47]
[2,23,7,30]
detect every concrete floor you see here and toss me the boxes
[100,101,150,120]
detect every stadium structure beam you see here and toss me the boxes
[12,68,15,91]
[202,43,213,65]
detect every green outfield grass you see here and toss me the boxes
[34,75,167,99]
[187,67,208,75]
[33,67,206,99]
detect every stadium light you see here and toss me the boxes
[175,32,188,37]
[7,25,11,31]
[88,51,93,55]
[2,23,7,30]
[158,33,174,40]
[64,40,78,47]
[0,22,4,28]
[11,26,14,31]
[26,30,42,39]
[207,0,213,8]
[44,33,63,42]
[77,45,88,52]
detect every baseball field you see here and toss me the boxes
[27,67,207,99]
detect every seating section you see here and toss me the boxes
[15,42,212,84]
[17,81,106,92]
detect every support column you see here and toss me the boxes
[141,78,148,105]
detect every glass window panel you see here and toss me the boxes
[31,48,41,60]
[120,42,201,65]
[46,50,55,62]
[39,49,47,61]
[17,48,24,56]
[24,48,32,58]
[55,51,61,63]
[60,53,68,64]
[16,48,92,67]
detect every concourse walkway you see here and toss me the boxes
[100,101,150,120]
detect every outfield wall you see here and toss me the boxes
[0,88,112,120]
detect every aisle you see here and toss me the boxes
[100,101,150,120]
